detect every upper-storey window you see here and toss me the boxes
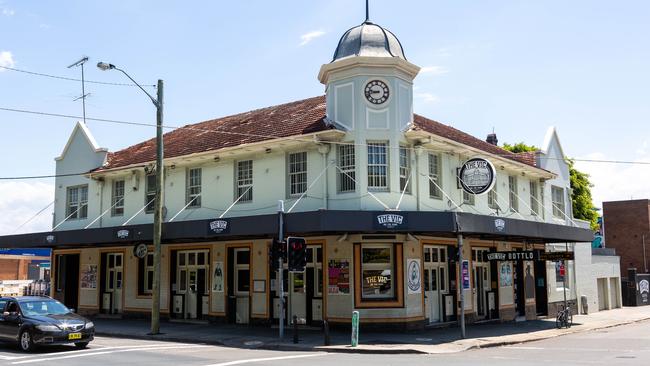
[552,186,565,218]
[428,153,442,199]
[111,180,125,216]
[488,184,499,210]
[186,168,202,208]
[145,174,156,214]
[463,191,475,205]
[399,146,411,193]
[529,181,539,216]
[66,185,88,220]
[236,160,253,203]
[367,141,388,191]
[288,152,307,196]
[337,144,356,193]
[508,175,518,212]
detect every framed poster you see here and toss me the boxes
[461,260,470,290]
[212,261,224,292]
[407,259,421,295]
[328,259,350,294]
[80,264,97,289]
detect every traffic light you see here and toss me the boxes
[287,237,307,272]
[270,239,286,271]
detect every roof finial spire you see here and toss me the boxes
[365,0,370,23]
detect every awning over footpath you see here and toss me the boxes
[0,210,594,249]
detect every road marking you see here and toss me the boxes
[504,346,545,350]
[10,345,210,364]
[201,353,325,366]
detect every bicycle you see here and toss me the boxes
[555,303,573,329]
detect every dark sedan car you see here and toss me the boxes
[0,296,94,352]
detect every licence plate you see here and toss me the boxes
[68,333,82,340]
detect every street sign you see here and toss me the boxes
[539,252,574,261]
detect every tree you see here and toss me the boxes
[501,142,598,229]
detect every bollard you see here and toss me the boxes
[293,315,299,344]
[351,311,359,347]
[323,320,330,346]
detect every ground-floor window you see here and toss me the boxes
[354,243,404,308]
[138,252,154,295]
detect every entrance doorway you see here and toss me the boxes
[472,248,491,319]
[101,252,123,314]
[54,254,79,310]
[423,245,448,324]
[174,249,209,320]
[534,258,548,315]
[227,247,250,324]
[272,245,324,325]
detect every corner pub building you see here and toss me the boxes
[0,14,592,330]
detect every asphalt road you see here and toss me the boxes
[0,320,648,366]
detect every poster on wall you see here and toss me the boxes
[407,259,421,294]
[499,262,512,287]
[328,259,350,294]
[212,261,224,292]
[524,261,535,299]
[80,264,97,289]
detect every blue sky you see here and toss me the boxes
[1,0,649,234]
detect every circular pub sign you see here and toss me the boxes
[458,157,496,195]
[133,243,148,259]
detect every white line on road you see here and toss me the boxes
[504,346,545,350]
[201,353,326,366]
[11,345,210,364]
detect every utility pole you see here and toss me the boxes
[151,79,164,335]
[278,200,285,339]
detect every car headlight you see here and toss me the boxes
[36,324,61,332]
[85,321,94,329]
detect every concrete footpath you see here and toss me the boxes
[92,306,650,354]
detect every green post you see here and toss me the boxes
[351,311,359,347]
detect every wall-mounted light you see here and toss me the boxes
[214,156,220,162]
[265,148,272,154]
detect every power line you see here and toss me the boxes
[1,106,650,182]
[0,65,156,88]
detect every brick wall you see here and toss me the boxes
[0,259,30,280]
[603,199,650,277]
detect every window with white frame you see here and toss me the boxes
[367,141,388,190]
[138,252,154,295]
[463,191,475,205]
[186,168,202,208]
[236,160,253,202]
[529,181,539,216]
[337,144,356,193]
[428,153,442,199]
[145,174,156,213]
[508,175,519,212]
[399,146,411,193]
[111,180,125,216]
[360,244,394,299]
[66,185,88,220]
[488,186,498,210]
[288,152,307,196]
[540,184,546,219]
[552,186,565,218]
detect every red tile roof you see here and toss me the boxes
[97,95,537,171]
[412,114,538,167]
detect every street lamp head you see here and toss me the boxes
[96,62,116,71]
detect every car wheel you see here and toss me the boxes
[75,342,89,349]
[19,330,36,352]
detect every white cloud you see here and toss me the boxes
[420,65,449,75]
[415,92,440,104]
[2,8,14,16]
[0,181,54,235]
[0,50,15,70]
[575,148,650,209]
[299,30,326,46]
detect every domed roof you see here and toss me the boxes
[332,21,406,62]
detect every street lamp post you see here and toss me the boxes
[98,62,164,334]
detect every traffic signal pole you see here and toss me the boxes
[278,200,285,339]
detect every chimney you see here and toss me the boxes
[486,133,498,146]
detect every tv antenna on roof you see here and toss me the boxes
[365,0,370,22]
[68,56,90,124]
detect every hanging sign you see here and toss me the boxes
[133,243,148,259]
[458,157,496,195]
[484,251,536,262]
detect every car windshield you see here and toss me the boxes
[19,300,71,316]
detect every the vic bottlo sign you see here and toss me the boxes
[459,157,496,195]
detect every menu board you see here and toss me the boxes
[328,259,350,295]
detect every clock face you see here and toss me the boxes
[364,80,390,105]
